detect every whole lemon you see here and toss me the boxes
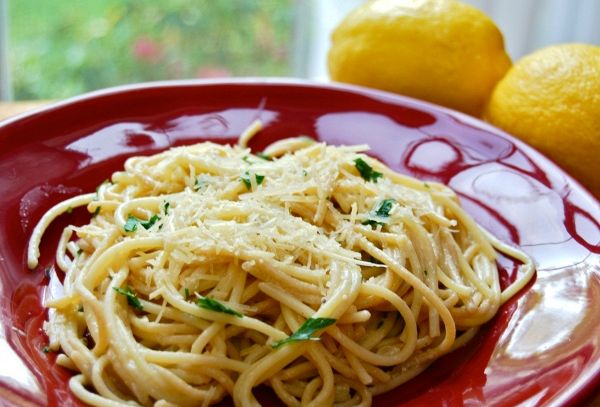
[328,0,511,116]
[485,44,600,197]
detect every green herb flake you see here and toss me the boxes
[196,296,243,318]
[240,171,265,190]
[124,215,139,232]
[423,182,431,189]
[354,158,383,183]
[141,214,160,229]
[362,219,384,228]
[42,346,51,353]
[76,248,83,257]
[184,288,190,300]
[124,214,160,232]
[113,286,144,310]
[271,317,336,349]
[375,199,395,217]
[66,206,73,214]
[256,152,272,161]
[362,199,395,228]
[194,177,206,191]
[242,155,253,164]
[163,202,170,215]
[92,206,101,217]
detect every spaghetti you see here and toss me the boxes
[28,123,535,406]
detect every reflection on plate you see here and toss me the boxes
[0,79,598,406]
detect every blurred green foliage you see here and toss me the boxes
[9,0,293,100]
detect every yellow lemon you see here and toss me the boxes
[485,44,600,197]
[328,0,511,116]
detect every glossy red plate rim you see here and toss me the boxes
[0,78,599,406]
[1,77,596,201]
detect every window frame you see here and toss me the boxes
[0,0,11,100]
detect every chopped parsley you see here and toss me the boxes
[362,199,395,228]
[66,206,73,214]
[242,155,253,164]
[196,296,242,317]
[143,214,161,229]
[124,216,139,232]
[42,346,51,353]
[354,158,383,183]
[271,317,336,349]
[194,177,206,191]
[163,201,170,215]
[240,171,265,190]
[76,248,83,256]
[113,286,144,310]
[92,206,101,217]
[256,152,272,161]
[362,219,384,228]
[124,214,160,232]
[184,287,190,300]
[374,199,394,217]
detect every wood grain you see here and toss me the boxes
[0,101,50,121]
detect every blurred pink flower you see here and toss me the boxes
[195,65,231,78]
[132,37,163,63]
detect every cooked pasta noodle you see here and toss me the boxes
[28,122,535,407]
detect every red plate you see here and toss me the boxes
[0,79,598,406]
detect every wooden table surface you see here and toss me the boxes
[0,100,51,121]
